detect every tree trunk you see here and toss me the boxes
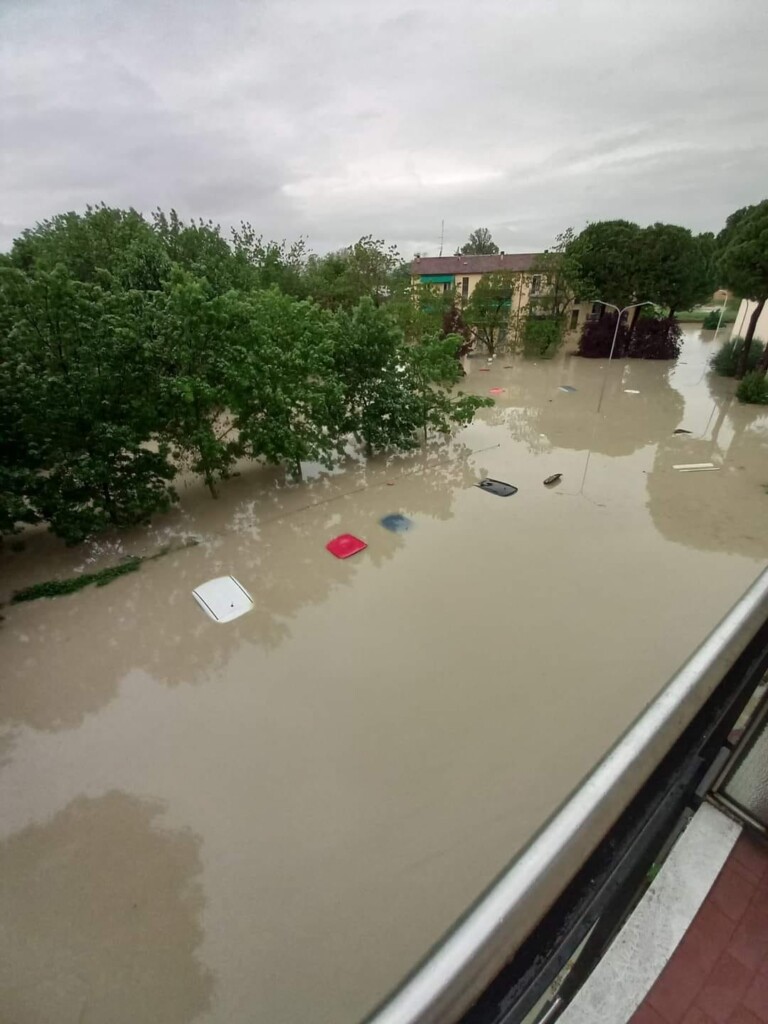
[668,307,676,320]
[204,467,218,498]
[736,298,766,379]
[629,305,642,337]
[103,483,118,524]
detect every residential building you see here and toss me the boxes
[410,253,589,342]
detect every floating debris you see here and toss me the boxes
[624,389,640,394]
[380,514,413,533]
[477,478,518,497]
[478,367,491,372]
[326,534,368,559]
[673,428,692,435]
[489,387,506,395]
[673,463,718,473]
[192,576,253,623]
[543,474,563,486]
[558,385,577,393]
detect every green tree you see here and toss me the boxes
[459,228,499,255]
[636,223,713,319]
[567,220,644,310]
[404,335,492,439]
[0,265,175,543]
[387,277,454,344]
[153,209,252,294]
[151,269,245,497]
[520,229,578,357]
[231,289,344,477]
[464,270,517,355]
[7,204,169,291]
[718,200,768,377]
[230,223,309,297]
[304,236,400,310]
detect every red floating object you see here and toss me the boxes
[326,534,367,559]
[489,387,505,395]
[478,367,491,372]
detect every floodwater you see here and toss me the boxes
[1,327,767,1024]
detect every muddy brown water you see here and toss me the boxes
[1,327,767,1024]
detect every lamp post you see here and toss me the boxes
[594,300,653,413]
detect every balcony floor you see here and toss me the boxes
[631,829,768,1024]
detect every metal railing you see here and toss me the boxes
[364,567,768,1024]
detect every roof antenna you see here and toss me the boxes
[439,219,444,257]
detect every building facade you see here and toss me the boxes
[410,253,589,343]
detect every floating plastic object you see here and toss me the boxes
[624,389,640,394]
[489,387,505,395]
[674,428,692,434]
[558,385,577,393]
[477,478,518,497]
[192,576,253,623]
[673,463,718,473]
[326,534,367,558]
[543,473,563,486]
[380,514,413,533]
[478,367,491,372]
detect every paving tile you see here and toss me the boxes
[730,905,768,972]
[647,945,709,1023]
[709,863,758,924]
[742,970,768,1022]
[731,835,768,885]
[681,1007,717,1023]
[694,952,753,1023]
[685,901,738,974]
[631,1003,668,1024]
[727,1007,764,1024]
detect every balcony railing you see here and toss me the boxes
[364,567,768,1024]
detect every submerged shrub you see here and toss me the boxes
[736,372,768,405]
[711,337,765,377]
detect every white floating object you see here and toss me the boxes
[673,463,719,473]
[624,389,640,394]
[192,576,253,623]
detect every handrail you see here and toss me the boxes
[365,566,768,1024]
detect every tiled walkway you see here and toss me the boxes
[630,829,768,1024]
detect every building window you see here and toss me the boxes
[462,276,469,300]
[570,309,579,330]
[531,275,542,294]
[591,302,602,315]
[442,281,452,293]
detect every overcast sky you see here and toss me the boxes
[2,0,767,257]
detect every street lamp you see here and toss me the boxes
[594,300,653,413]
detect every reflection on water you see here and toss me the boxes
[0,791,212,1024]
[1,327,768,1024]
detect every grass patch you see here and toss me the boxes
[676,307,737,324]
[9,538,198,605]
[11,557,143,603]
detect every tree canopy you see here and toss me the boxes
[718,200,768,376]
[459,228,499,255]
[0,208,489,543]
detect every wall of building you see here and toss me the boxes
[734,300,768,342]
[411,272,590,341]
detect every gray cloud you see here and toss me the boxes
[2,0,767,255]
